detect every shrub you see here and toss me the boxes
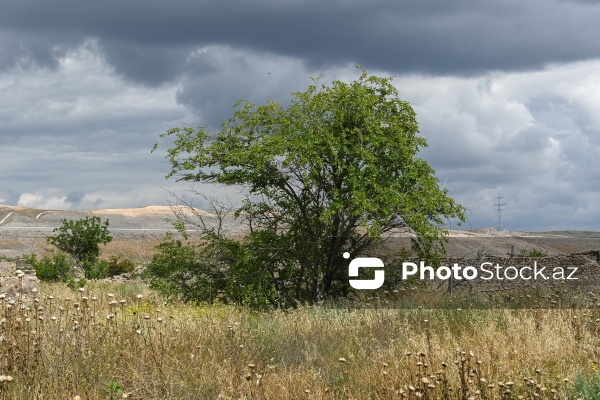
[84,258,108,280]
[105,256,136,277]
[25,252,72,282]
[573,370,600,399]
[144,232,279,308]
[79,256,135,280]
[143,233,225,303]
[518,247,548,257]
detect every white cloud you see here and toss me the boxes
[388,60,600,229]
[17,193,66,210]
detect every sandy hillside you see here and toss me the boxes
[0,204,598,261]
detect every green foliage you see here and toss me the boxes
[27,251,134,282]
[46,216,113,278]
[573,370,600,399]
[518,248,548,258]
[0,254,18,262]
[25,252,72,282]
[102,381,125,399]
[106,256,136,276]
[143,233,210,301]
[85,256,136,279]
[152,67,465,304]
[144,232,280,309]
[65,276,88,291]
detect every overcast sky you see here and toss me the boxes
[1,0,600,231]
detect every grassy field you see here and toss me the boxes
[1,281,599,399]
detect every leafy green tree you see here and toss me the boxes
[47,216,113,278]
[152,67,465,304]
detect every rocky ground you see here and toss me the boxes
[1,204,599,262]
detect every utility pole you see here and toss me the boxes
[495,192,506,231]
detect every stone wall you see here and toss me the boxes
[396,250,600,292]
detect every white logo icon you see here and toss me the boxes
[345,252,385,290]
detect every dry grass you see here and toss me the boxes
[0,280,599,399]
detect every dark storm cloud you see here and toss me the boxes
[2,0,600,85]
[175,46,306,126]
[65,191,84,204]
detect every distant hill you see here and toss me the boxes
[0,204,598,261]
